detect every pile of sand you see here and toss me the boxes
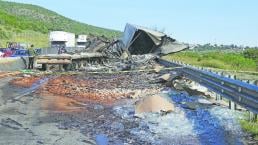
[135,94,175,114]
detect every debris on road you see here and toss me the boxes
[135,94,175,114]
[0,23,253,144]
[0,71,20,79]
[10,75,42,88]
[0,66,249,144]
[37,73,161,106]
[159,73,172,81]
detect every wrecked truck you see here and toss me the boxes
[36,24,189,71]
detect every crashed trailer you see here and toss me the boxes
[122,23,188,55]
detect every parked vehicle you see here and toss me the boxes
[10,49,29,57]
[3,49,14,57]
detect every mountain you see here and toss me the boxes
[0,0,121,48]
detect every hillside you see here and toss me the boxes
[0,0,121,48]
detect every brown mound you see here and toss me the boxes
[135,95,175,114]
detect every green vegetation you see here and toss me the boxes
[163,50,258,71]
[193,43,258,52]
[0,0,121,47]
[240,117,258,140]
[243,49,258,65]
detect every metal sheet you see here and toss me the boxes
[122,23,189,55]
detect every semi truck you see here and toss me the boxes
[49,31,75,48]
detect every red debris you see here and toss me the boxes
[40,76,132,105]
[10,76,42,88]
[0,72,20,79]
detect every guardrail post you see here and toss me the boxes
[248,81,257,122]
[228,75,237,110]
[215,72,223,100]
[249,112,257,122]
[215,94,221,101]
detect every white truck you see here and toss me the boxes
[76,35,87,48]
[49,31,75,48]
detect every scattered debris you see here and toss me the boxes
[181,102,212,110]
[10,75,42,88]
[110,122,125,132]
[182,86,206,96]
[114,89,245,144]
[0,23,251,144]
[0,71,20,79]
[38,73,160,105]
[36,23,189,72]
[159,73,172,81]
[41,76,130,105]
[0,68,248,144]
[153,65,164,73]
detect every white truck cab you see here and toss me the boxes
[76,35,87,48]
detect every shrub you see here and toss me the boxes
[240,120,258,140]
[164,51,257,71]
[244,49,258,61]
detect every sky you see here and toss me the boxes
[7,0,258,46]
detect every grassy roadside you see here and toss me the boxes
[163,51,257,72]
[240,117,258,140]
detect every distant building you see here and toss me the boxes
[76,35,87,48]
[49,31,75,48]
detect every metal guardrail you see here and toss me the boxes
[157,59,258,114]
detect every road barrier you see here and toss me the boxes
[157,59,258,115]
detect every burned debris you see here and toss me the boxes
[122,23,188,55]
[85,23,189,59]
[36,24,189,72]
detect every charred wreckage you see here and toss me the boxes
[36,24,189,71]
